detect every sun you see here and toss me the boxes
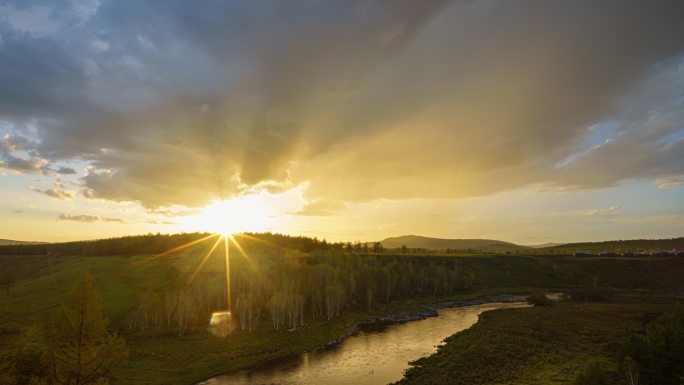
[181,195,270,236]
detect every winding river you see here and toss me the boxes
[199,301,529,385]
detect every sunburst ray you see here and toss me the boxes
[186,235,223,287]
[155,233,219,257]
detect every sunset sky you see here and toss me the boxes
[1,0,683,244]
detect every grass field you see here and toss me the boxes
[2,251,683,384]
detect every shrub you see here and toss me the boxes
[568,287,613,302]
[526,293,553,306]
[573,360,615,385]
[621,304,684,385]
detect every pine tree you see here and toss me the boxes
[48,273,128,385]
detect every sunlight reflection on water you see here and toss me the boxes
[198,302,529,385]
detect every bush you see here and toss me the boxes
[621,304,684,385]
[573,360,615,385]
[526,293,553,306]
[568,287,614,302]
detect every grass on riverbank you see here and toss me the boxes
[397,297,679,385]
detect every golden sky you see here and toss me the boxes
[0,1,683,244]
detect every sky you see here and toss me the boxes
[0,0,683,244]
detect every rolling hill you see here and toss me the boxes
[0,238,46,246]
[526,242,566,248]
[380,235,528,252]
[545,237,684,253]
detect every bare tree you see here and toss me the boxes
[623,356,640,385]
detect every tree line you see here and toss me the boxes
[123,238,476,336]
[0,232,350,256]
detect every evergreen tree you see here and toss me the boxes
[48,273,128,385]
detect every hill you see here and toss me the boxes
[380,235,528,252]
[0,238,46,245]
[545,237,684,253]
[526,242,566,248]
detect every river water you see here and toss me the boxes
[198,301,529,385]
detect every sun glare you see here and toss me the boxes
[181,196,270,235]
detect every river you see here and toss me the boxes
[198,301,529,385]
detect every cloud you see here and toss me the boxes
[147,206,202,217]
[0,133,50,174]
[0,154,49,174]
[32,186,75,200]
[1,134,16,152]
[291,200,346,216]
[572,206,621,217]
[0,1,100,36]
[0,1,683,208]
[656,176,684,188]
[644,215,684,223]
[0,4,59,35]
[55,166,77,175]
[614,214,684,225]
[58,213,124,223]
[147,220,176,225]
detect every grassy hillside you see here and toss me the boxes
[397,298,679,385]
[381,235,527,252]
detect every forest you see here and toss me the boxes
[124,236,470,336]
[0,232,348,256]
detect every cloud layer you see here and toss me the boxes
[0,0,683,209]
[59,213,124,223]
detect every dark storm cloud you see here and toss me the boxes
[0,0,683,207]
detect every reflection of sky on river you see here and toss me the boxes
[199,302,529,385]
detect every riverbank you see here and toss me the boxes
[200,302,532,385]
[396,296,680,385]
[357,293,528,327]
[193,292,533,384]
[117,290,682,384]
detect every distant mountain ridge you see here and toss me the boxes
[380,235,528,252]
[526,242,566,248]
[0,238,46,245]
